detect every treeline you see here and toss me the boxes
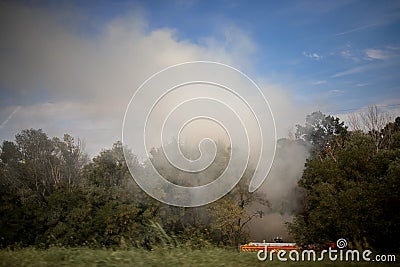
[0,130,265,249]
[1,108,399,252]
[288,108,400,252]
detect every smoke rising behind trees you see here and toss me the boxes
[1,108,399,251]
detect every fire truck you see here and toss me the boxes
[240,237,301,252]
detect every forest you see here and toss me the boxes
[1,107,399,254]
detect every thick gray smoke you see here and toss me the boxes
[146,135,310,240]
[249,138,309,242]
[0,1,313,237]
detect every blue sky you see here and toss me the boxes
[0,0,399,155]
[5,0,400,106]
[144,0,400,111]
[100,0,400,109]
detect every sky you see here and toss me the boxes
[0,0,400,157]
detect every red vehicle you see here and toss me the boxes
[240,237,301,252]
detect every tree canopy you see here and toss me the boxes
[288,111,400,252]
[1,110,399,252]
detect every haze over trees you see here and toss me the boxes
[1,107,399,252]
[0,130,265,248]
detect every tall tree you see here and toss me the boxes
[295,111,347,158]
[288,117,400,251]
[348,105,391,152]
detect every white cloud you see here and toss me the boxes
[356,83,368,87]
[0,4,247,155]
[302,51,322,60]
[0,3,306,157]
[312,80,327,85]
[340,49,361,62]
[328,89,344,95]
[365,49,391,60]
[341,50,352,58]
[331,65,368,78]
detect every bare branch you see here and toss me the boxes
[348,113,362,131]
[349,105,391,152]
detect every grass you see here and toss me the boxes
[0,247,398,267]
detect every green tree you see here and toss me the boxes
[81,141,161,248]
[207,168,268,247]
[288,117,400,251]
[52,134,88,190]
[0,129,87,247]
[295,111,347,158]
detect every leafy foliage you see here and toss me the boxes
[288,114,400,252]
[1,113,399,252]
[0,129,265,249]
[295,111,348,157]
